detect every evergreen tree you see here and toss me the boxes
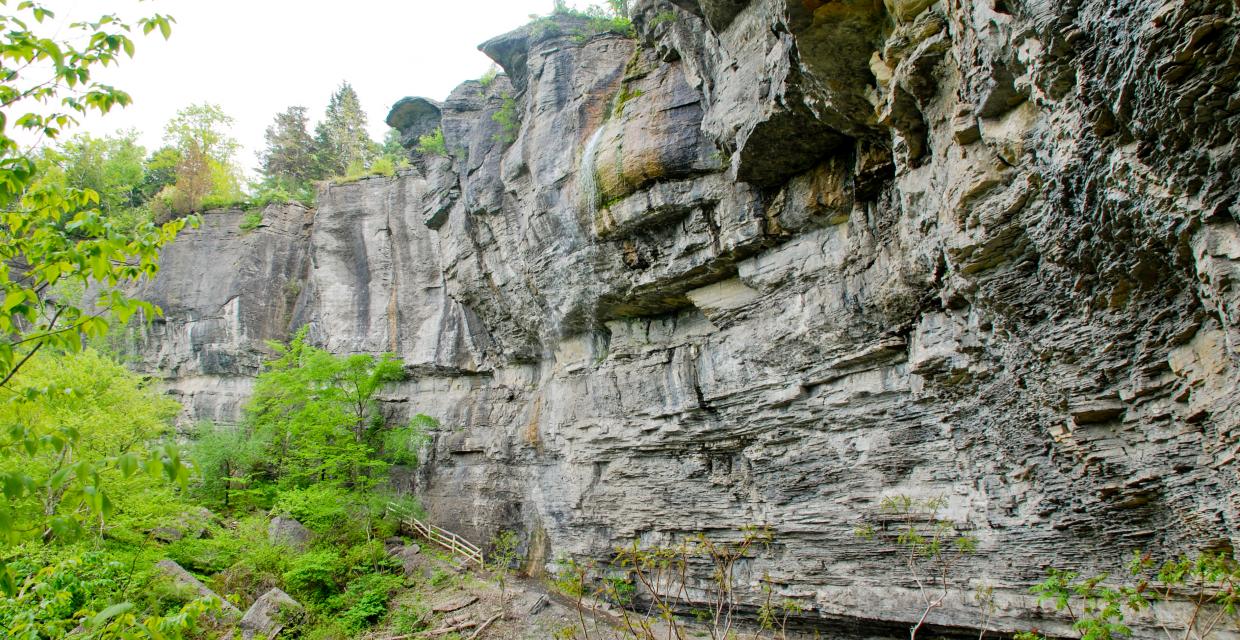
[314,82,375,177]
[260,105,319,186]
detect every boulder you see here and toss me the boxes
[239,588,303,640]
[150,507,215,542]
[387,542,424,577]
[155,559,241,618]
[267,516,313,551]
[150,527,184,542]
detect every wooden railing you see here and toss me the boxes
[386,502,485,568]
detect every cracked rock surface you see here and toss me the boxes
[129,1,1240,636]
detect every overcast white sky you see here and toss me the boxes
[47,0,560,175]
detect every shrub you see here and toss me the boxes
[188,421,269,511]
[479,65,500,89]
[429,568,453,589]
[248,180,316,209]
[1022,551,1240,640]
[561,526,782,639]
[212,517,297,606]
[272,485,353,534]
[0,551,218,639]
[303,620,350,640]
[283,549,344,604]
[138,576,201,616]
[415,128,447,156]
[343,159,368,181]
[382,414,435,466]
[165,536,241,574]
[492,94,520,144]
[552,557,586,598]
[331,573,403,631]
[370,156,396,177]
[490,530,522,609]
[854,495,977,640]
[651,10,676,27]
[548,0,633,38]
[390,598,432,635]
[343,539,399,577]
[239,211,263,231]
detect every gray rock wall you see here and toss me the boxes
[132,1,1240,636]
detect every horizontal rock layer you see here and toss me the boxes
[130,1,1240,636]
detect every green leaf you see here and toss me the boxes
[89,602,134,629]
[48,465,73,489]
[48,515,82,540]
[0,471,29,499]
[0,560,15,597]
[117,452,138,477]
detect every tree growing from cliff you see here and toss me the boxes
[260,105,320,188]
[157,103,243,215]
[314,82,376,177]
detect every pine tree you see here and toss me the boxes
[314,82,375,177]
[260,105,319,185]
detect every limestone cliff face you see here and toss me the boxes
[133,0,1240,636]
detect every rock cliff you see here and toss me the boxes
[130,0,1240,636]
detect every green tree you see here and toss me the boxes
[260,105,318,187]
[45,131,147,214]
[0,349,185,544]
[158,103,242,215]
[140,145,180,202]
[188,421,267,510]
[27,131,152,235]
[314,82,375,177]
[380,128,405,159]
[0,6,203,638]
[0,1,186,388]
[162,103,238,165]
[247,328,405,490]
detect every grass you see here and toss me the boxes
[479,65,500,89]
[240,211,263,231]
[330,156,408,185]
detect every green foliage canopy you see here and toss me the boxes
[155,103,242,215]
[0,349,186,544]
[0,1,188,388]
[242,328,410,490]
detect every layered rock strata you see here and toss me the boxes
[131,1,1240,636]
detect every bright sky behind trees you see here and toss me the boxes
[57,0,557,173]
